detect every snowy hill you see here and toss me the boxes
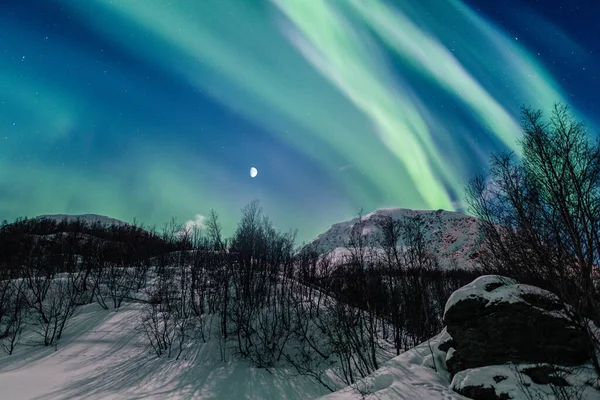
[36,214,130,227]
[0,303,463,400]
[309,208,483,268]
[1,213,174,264]
[0,302,326,400]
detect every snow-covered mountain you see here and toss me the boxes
[36,213,129,227]
[309,208,484,269]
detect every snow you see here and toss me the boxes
[308,208,483,269]
[443,274,563,317]
[451,364,599,400]
[1,279,596,399]
[0,289,467,400]
[445,348,456,364]
[0,303,326,400]
[319,325,599,400]
[319,332,467,400]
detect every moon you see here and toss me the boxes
[250,167,258,178]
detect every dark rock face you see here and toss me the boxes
[521,366,569,387]
[438,336,455,353]
[450,364,587,400]
[443,275,592,375]
[454,384,510,400]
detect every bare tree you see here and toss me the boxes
[0,275,27,354]
[467,104,600,376]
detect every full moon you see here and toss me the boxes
[250,167,258,178]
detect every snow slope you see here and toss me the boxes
[2,279,593,399]
[320,330,467,400]
[319,328,600,400]
[0,303,326,400]
[0,303,468,400]
[309,208,483,269]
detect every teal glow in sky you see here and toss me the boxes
[1,0,599,240]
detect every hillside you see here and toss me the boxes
[309,208,483,268]
[0,302,464,400]
[0,215,176,267]
[36,214,130,227]
[1,208,595,400]
[0,302,327,400]
[0,207,480,399]
[2,276,594,400]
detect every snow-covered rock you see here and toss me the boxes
[443,275,592,374]
[451,363,600,400]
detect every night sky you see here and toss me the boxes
[1,0,599,241]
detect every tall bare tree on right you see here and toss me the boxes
[467,103,600,375]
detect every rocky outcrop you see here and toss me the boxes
[449,363,597,400]
[453,384,510,400]
[442,275,592,375]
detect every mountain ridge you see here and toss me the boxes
[308,208,483,269]
[35,213,130,227]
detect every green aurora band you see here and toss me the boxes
[0,0,588,240]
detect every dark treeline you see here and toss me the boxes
[0,217,178,266]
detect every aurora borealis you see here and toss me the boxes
[1,0,599,241]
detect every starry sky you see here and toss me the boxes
[1,0,599,241]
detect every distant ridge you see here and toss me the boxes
[36,214,129,227]
[308,208,483,269]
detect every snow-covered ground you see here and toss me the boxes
[0,302,326,400]
[451,363,599,400]
[2,286,597,399]
[2,213,596,399]
[321,330,599,400]
[0,301,465,400]
[322,331,467,400]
